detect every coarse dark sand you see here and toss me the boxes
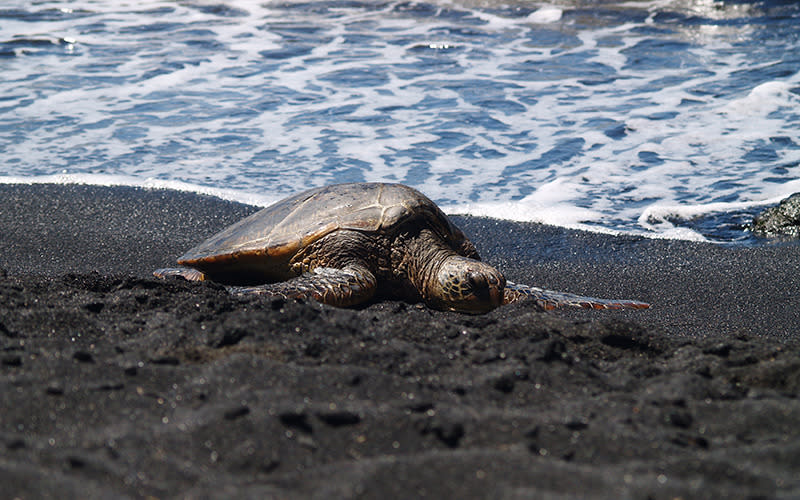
[1,183,799,499]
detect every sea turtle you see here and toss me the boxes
[155,182,649,313]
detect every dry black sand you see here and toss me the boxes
[1,183,799,499]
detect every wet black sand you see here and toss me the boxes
[1,183,799,498]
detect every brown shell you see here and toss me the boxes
[178,183,468,280]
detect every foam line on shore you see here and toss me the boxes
[3,173,797,244]
[0,173,279,208]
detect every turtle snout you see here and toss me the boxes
[467,271,487,291]
[468,269,504,309]
[467,272,492,300]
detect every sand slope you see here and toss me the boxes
[1,184,798,498]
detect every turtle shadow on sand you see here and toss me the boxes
[156,183,649,314]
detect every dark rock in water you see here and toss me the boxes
[751,193,800,238]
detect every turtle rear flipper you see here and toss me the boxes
[504,282,649,310]
[154,267,206,281]
[229,265,377,308]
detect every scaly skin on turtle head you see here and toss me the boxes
[429,256,506,313]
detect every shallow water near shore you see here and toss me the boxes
[1,0,799,243]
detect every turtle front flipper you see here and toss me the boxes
[154,267,206,281]
[504,282,649,310]
[229,265,378,308]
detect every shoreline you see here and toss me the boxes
[1,183,799,498]
[3,183,799,339]
[2,175,792,246]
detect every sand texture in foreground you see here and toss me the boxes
[1,184,799,499]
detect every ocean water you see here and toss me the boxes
[1,0,799,244]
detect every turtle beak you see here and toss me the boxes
[486,275,505,311]
[489,283,504,309]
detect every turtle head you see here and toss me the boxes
[429,256,505,313]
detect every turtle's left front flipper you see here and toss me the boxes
[229,265,377,308]
[154,267,206,281]
[504,282,649,310]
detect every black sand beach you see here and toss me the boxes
[1,183,799,499]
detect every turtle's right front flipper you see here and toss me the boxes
[504,282,650,310]
[230,265,378,308]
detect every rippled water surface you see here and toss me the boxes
[1,0,799,243]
